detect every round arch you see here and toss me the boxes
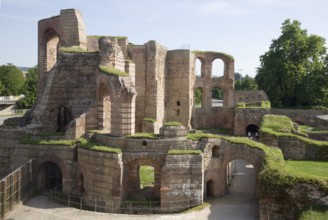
[37,161,62,192]
[206,179,216,197]
[246,124,260,138]
[42,28,61,72]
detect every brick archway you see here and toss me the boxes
[36,156,68,192]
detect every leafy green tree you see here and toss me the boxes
[255,19,328,107]
[212,87,223,99]
[234,72,242,81]
[195,87,202,106]
[16,66,37,109]
[0,64,25,96]
[235,75,258,90]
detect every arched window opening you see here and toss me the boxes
[38,161,62,191]
[97,84,112,132]
[212,87,223,107]
[57,107,73,132]
[195,87,203,108]
[142,140,147,146]
[212,145,220,157]
[195,58,202,77]
[212,59,224,78]
[246,124,259,139]
[139,165,154,189]
[206,180,215,197]
[45,31,60,71]
[78,173,85,193]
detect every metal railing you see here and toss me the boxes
[0,159,35,219]
[49,190,201,214]
[0,109,29,116]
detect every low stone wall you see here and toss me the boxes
[261,132,328,160]
[308,132,328,141]
[259,181,328,220]
[160,154,203,212]
[78,148,123,212]
[271,109,328,126]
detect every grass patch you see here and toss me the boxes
[198,128,231,135]
[285,160,328,182]
[298,125,328,135]
[126,133,159,139]
[139,165,154,188]
[37,132,65,137]
[260,115,328,147]
[192,50,234,60]
[99,65,129,77]
[163,121,183,126]
[300,207,328,220]
[143,118,156,123]
[168,150,202,155]
[78,138,121,153]
[182,202,210,213]
[59,46,90,53]
[21,135,75,146]
[236,101,271,109]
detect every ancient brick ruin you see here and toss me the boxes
[0,9,327,219]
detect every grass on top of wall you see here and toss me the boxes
[163,121,183,126]
[126,133,159,139]
[59,46,90,53]
[78,138,121,153]
[168,149,202,155]
[187,130,328,192]
[285,160,328,183]
[260,115,328,147]
[21,135,75,146]
[300,207,328,220]
[143,118,156,123]
[99,65,129,77]
[298,125,328,135]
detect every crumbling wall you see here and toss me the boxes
[78,148,124,212]
[165,50,194,129]
[234,90,269,105]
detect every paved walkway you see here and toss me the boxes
[5,160,258,220]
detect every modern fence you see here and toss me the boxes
[49,190,201,214]
[0,159,35,219]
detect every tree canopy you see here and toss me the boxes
[0,64,25,96]
[255,19,328,107]
[235,74,258,90]
[16,66,37,109]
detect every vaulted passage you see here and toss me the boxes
[37,161,63,192]
[207,159,258,219]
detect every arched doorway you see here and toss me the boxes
[57,106,73,132]
[97,83,112,131]
[246,124,259,139]
[206,180,215,197]
[195,87,203,108]
[44,29,60,71]
[212,87,224,107]
[38,161,63,191]
[212,58,224,78]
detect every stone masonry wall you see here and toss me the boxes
[78,148,124,212]
[160,154,203,212]
[128,45,147,132]
[144,41,167,133]
[270,109,328,126]
[233,90,269,105]
[165,50,194,129]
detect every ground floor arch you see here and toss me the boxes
[246,124,259,139]
[37,161,63,192]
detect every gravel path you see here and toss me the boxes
[5,160,258,220]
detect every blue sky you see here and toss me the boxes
[0,0,327,77]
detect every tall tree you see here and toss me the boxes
[0,64,25,96]
[235,75,258,90]
[16,66,37,109]
[255,19,328,107]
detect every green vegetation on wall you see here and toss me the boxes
[163,121,183,126]
[78,138,121,153]
[99,65,129,77]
